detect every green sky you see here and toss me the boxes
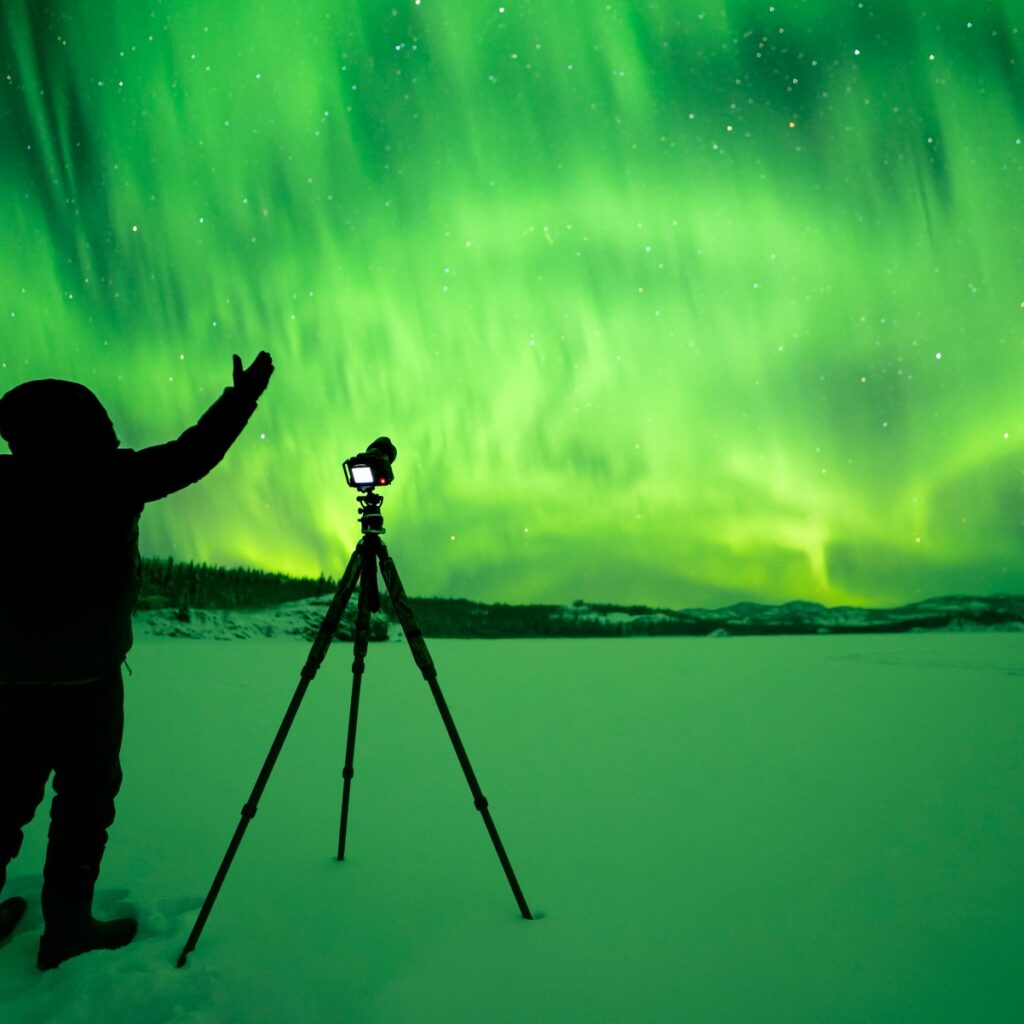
[1,0,1022,608]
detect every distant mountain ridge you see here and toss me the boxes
[135,559,1024,640]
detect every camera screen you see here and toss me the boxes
[350,465,375,485]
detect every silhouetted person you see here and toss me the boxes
[0,352,273,969]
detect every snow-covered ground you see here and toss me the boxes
[2,633,1022,1023]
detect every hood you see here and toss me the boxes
[0,379,120,458]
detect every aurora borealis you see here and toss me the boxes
[1,1,1022,609]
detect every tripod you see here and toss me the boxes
[178,490,533,967]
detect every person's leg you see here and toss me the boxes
[0,683,53,944]
[43,672,125,901]
[0,683,53,895]
[38,671,136,969]
[0,896,27,943]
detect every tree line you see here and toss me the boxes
[138,557,335,615]
[136,558,1023,638]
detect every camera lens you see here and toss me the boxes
[367,437,397,465]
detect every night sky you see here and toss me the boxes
[1,1,1022,609]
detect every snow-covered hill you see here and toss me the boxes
[134,595,390,642]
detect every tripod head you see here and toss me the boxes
[356,491,386,535]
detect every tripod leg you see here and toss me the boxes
[337,552,377,859]
[177,543,366,968]
[377,542,534,921]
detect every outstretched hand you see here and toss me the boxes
[232,351,274,400]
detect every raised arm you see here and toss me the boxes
[128,352,274,503]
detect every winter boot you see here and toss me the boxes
[0,896,27,943]
[37,891,137,970]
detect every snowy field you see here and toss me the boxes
[2,633,1021,1024]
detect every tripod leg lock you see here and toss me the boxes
[241,802,258,821]
[342,767,354,781]
[474,796,489,811]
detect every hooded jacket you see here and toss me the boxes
[0,381,259,683]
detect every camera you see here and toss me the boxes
[343,436,397,491]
